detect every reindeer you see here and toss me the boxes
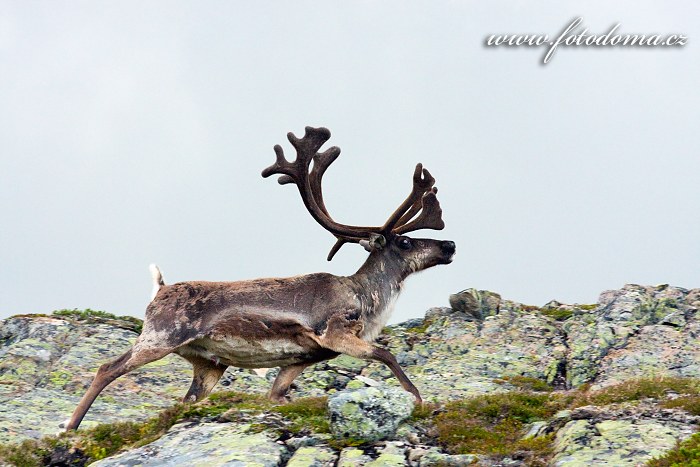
[66,126,455,430]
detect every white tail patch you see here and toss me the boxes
[149,264,165,300]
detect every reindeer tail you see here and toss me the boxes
[149,264,165,300]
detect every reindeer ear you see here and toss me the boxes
[360,233,386,252]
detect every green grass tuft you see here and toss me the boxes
[538,307,574,321]
[435,391,564,460]
[405,318,433,334]
[582,377,700,406]
[0,392,331,466]
[494,376,553,392]
[661,395,700,415]
[647,432,700,466]
[181,391,271,419]
[52,308,144,333]
[411,402,440,421]
[272,397,330,434]
[0,404,184,466]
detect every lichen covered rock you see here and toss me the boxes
[2,283,700,466]
[287,445,337,467]
[328,386,414,442]
[91,421,286,466]
[566,284,700,389]
[551,407,696,466]
[0,316,192,442]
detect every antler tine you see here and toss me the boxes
[395,187,438,228]
[393,191,445,235]
[381,164,436,232]
[262,127,331,183]
[263,128,444,259]
[277,146,340,217]
[263,127,381,259]
[327,237,351,261]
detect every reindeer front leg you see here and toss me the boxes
[315,313,422,403]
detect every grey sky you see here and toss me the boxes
[1,1,698,323]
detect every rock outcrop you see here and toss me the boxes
[328,386,414,442]
[0,283,698,466]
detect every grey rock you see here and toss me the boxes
[328,386,414,443]
[566,284,700,389]
[92,421,286,466]
[448,289,501,320]
[3,283,700,466]
[287,445,337,467]
[552,418,693,466]
[337,447,373,466]
[419,448,477,466]
[337,442,407,467]
[523,421,547,439]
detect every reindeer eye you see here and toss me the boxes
[398,237,412,250]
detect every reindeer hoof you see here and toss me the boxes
[269,394,290,404]
[56,418,72,434]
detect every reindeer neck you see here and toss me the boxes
[354,251,409,286]
[345,252,407,340]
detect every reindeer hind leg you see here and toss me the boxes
[181,356,228,403]
[268,362,311,403]
[65,344,173,430]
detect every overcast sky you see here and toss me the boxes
[1,1,698,323]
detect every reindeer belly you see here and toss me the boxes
[179,336,310,368]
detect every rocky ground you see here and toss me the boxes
[0,284,699,466]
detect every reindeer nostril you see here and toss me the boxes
[442,241,456,255]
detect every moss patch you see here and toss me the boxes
[272,397,330,434]
[181,391,272,419]
[435,391,563,462]
[4,378,700,466]
[0,392,331,466]
[647,432,700,466]
[405,319,432,334]
[661,395,700,415]
[0,404,184,466]
[539,307,574,321]
[430,377,700,464]
[582,377,700,406]
[51,309,143,334]
[494,376,553,392]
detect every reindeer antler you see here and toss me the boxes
[262,127,445,260]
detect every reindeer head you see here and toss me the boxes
[262,126,455,274]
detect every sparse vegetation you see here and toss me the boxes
[410,402,440,421]
[434,391,564,462]
[0,404,185,466]
[0,392,330,466]
[405,318,433,334]
[662,395,700,415]
[272,397,330,434]
[52,308,144,333]
[538,307,574,321]
[580,377,700,406]
[493,376,553,392]
[3,378,700,466]
[431,377,700,464]
[181,391,271,419]
[648,433,700,466]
